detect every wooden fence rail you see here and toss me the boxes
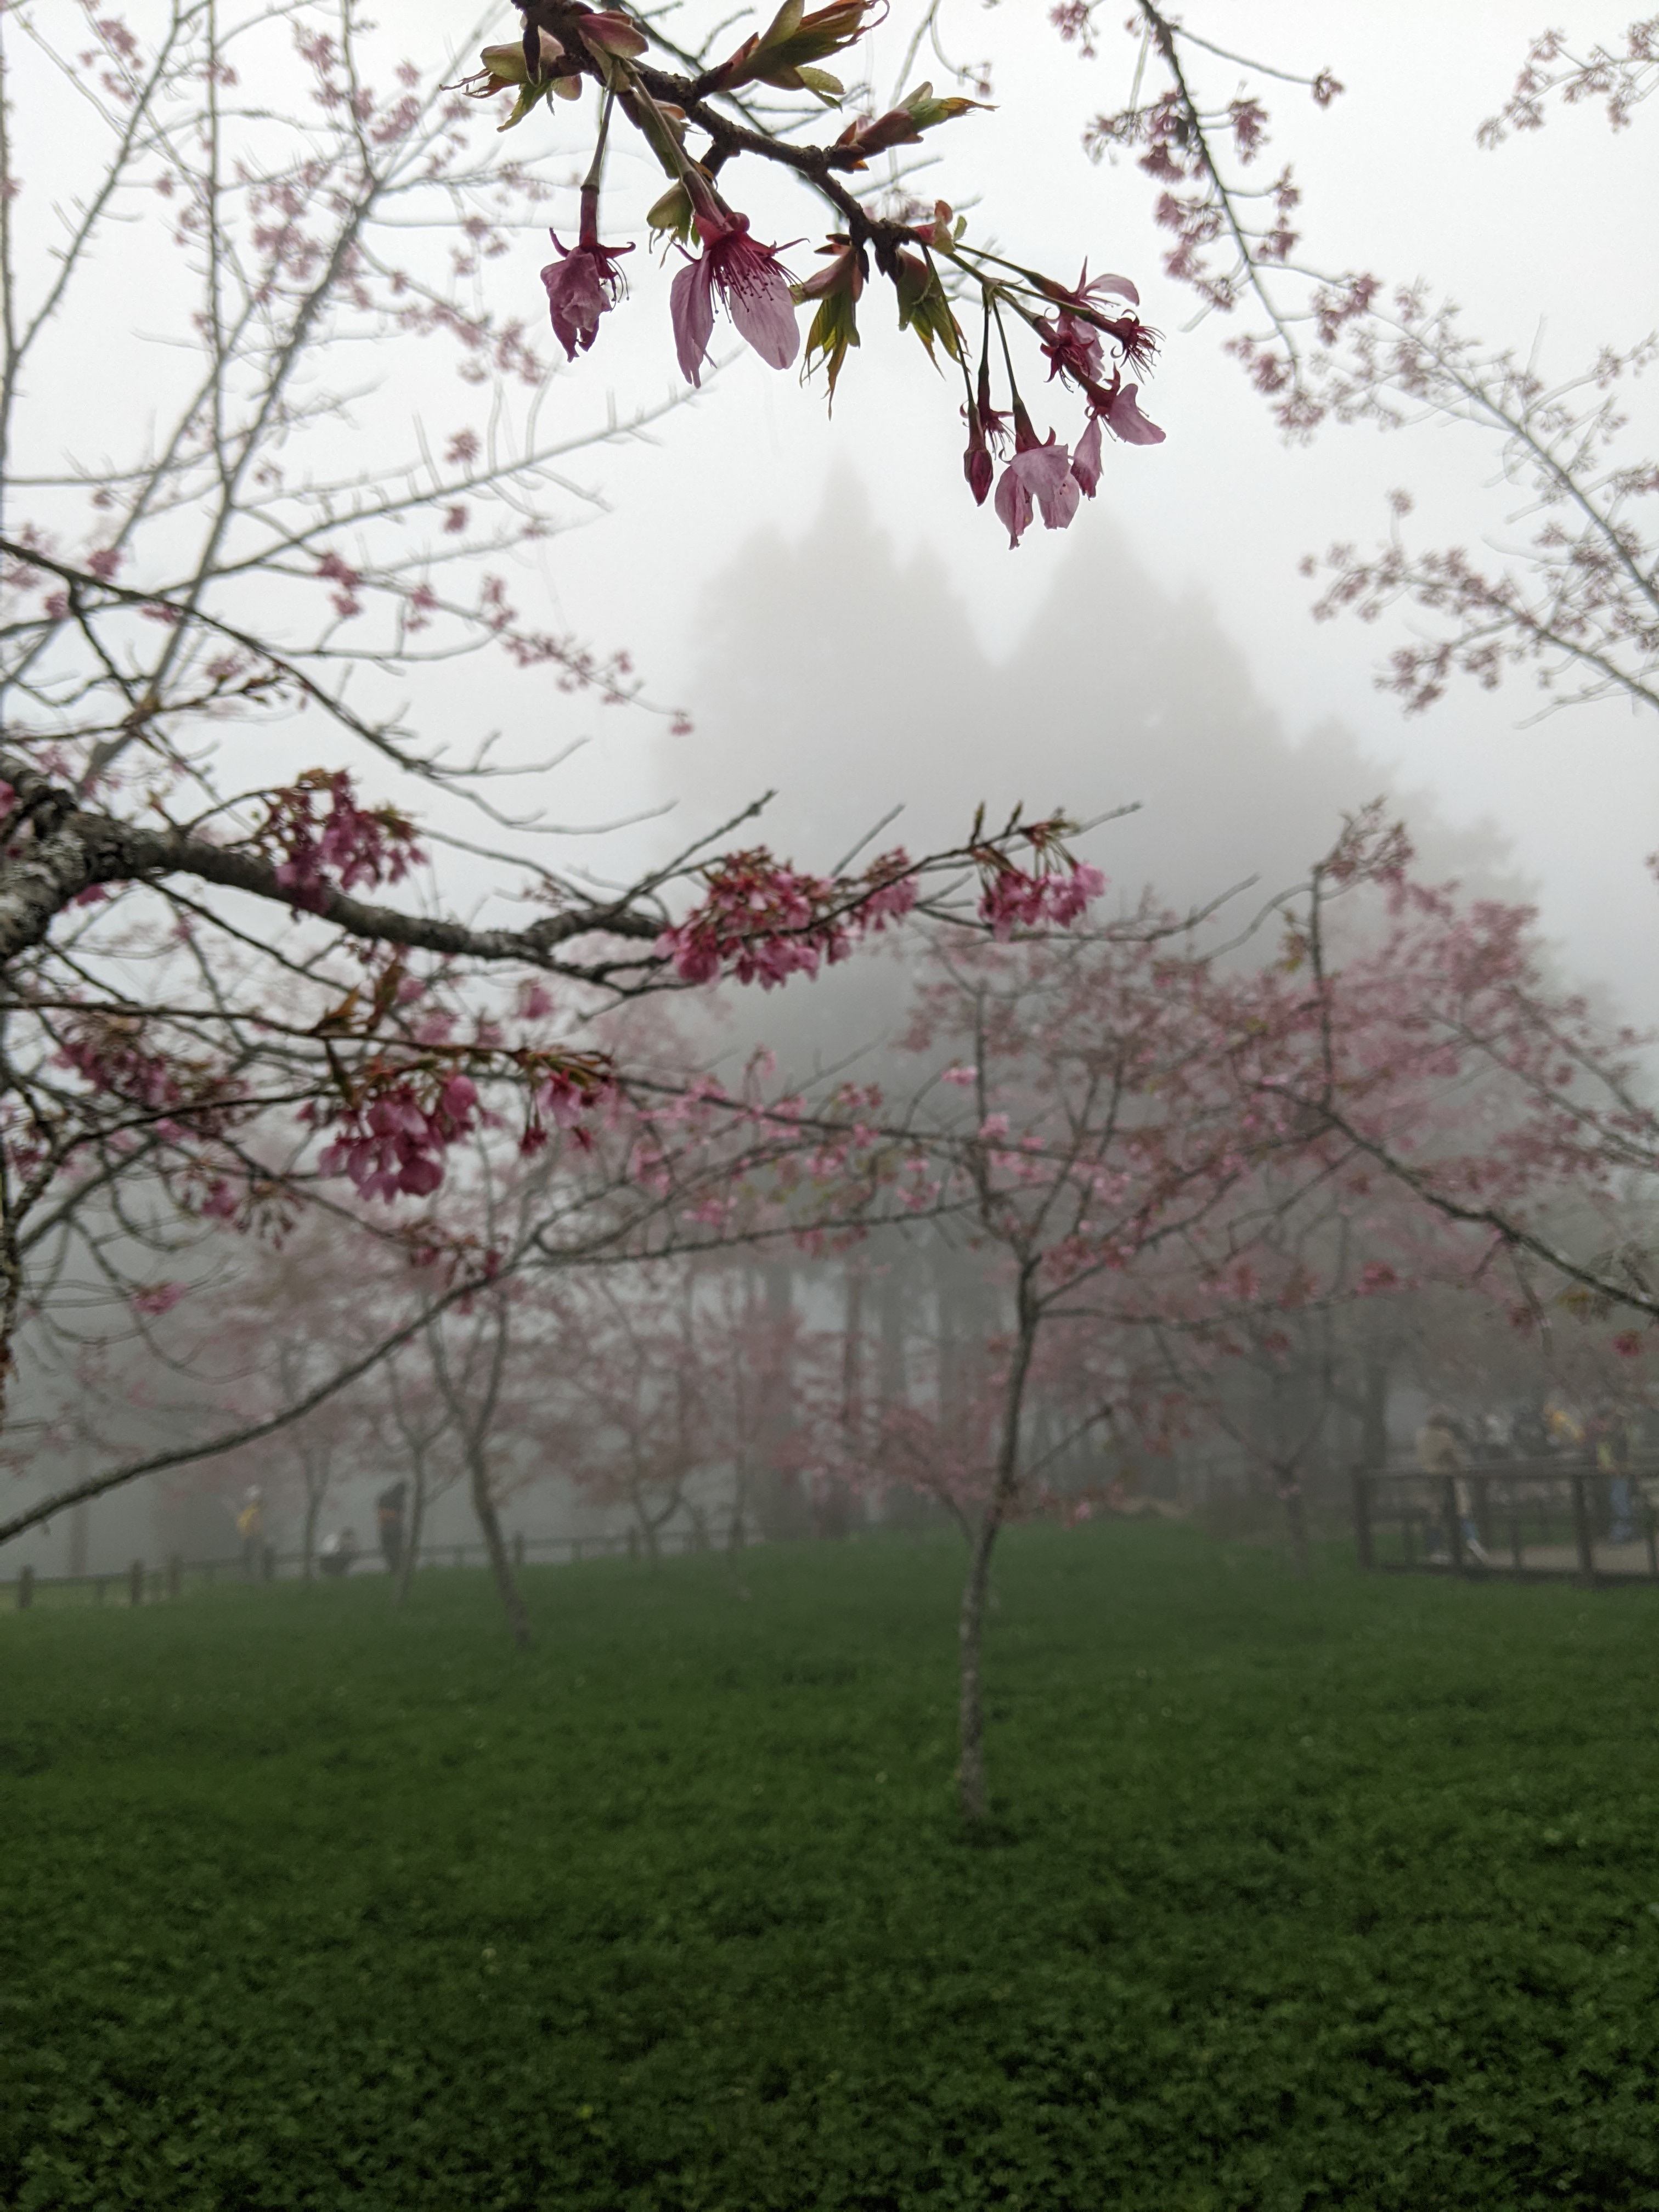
[1354,1458,1659,1587]
[2,1522,716,1610]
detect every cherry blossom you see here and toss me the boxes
[670,201,800,385]
[540,196,632,362]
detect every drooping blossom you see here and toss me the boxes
[540,192,633,362]
[670,199,799,386]
[993,411,1082,549]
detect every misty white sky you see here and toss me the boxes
[20,3,1657,1005]
[392,1,1659,1010]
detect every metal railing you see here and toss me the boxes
[1354,1458,1659,1585]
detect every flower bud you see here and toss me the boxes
[578,10,649,59]
[646,180,696,245]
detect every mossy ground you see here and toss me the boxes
[3,1523,1657,2209]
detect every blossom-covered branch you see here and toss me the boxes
[453,0,1169,545]
[1058,3,1659,727]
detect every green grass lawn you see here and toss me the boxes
[3,1524,1658,2211]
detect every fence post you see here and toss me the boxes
[1571,1471,1596,1584]
[1351,1468,1373,1571]
[511,1531,525,1570]
[167,1553,183,1602]
[128,1559,144,1607]
[1443,1478,1466,1573]
[17,1565,33,1611]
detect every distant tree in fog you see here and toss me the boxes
[1066,5,1659,726]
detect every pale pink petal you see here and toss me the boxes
[1072,414,1103,496]
[1010,439,1075,528]
[1087,271,1139,305]
[670,258,715,386]
[994,463,1034,548]
[723,259,799,370]
[1035,464,1081,532]
[1105,383,1166,445]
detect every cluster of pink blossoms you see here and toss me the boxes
[258,770,424,911]
[965,270,1165,551]
[54,1014,236,1143]
[978,858,1107,936]
[312,1072,479,1202]
[518,1061,614,1155]
[658,848,918,988]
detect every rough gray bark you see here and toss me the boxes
[0,744,659,974]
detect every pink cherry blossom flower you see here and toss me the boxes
[670,203,799,385]
[540,195,632,363]
[1038,308,1105,388]
[993,412,1081,548]
[1098,311,1159,374]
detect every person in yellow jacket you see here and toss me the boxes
[1414,1409,1491,1565]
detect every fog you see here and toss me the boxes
[6,1,1658,1581]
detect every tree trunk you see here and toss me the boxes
[69,1496,90,1577]
[955,1269,1039,1830]
[957,1513,999,1826]
[431,1299,528,1646]
[469,1444,531,1650]
[301,1476,322,1584]
[394,1447,426,1609]
[1280,1475,1310,1579]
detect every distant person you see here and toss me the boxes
[1595,1412,1637,1545]
[318,1527,358,1579]
[376,1481,408,1576]
[235,1486,264,1578]
[1544,1395,1585,1457]
[1415,1409,1489,1564]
